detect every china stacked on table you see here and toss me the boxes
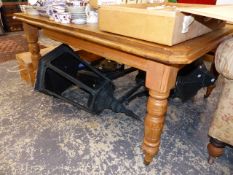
[68,1,87,25]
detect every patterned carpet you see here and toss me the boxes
[0,60,232,175]
[0,33,29,63]
[0,33,46,63]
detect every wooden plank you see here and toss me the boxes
[16,47,55,85]
[203,53,214,62]
[43,29,149,71]
[178,5,233,23]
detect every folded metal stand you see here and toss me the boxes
[171,59,216,101]
[35,44,141,121]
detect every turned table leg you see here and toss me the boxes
[207,137,225,164]
[23,23,41,82]
[143,90,169,164]
[142,62,178,165]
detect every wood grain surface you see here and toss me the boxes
[14,13,233,64]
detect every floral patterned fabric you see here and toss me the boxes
[215,37,233,80]
[208,77,233,146]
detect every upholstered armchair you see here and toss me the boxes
[207,38,233,164]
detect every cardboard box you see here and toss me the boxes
[98,3,226,46]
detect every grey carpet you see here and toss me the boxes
[0,60,232,175]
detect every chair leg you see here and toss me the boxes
[204,62,219,98]
[207,137,225,164]
[205,84,216,98]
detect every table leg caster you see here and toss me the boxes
[144,153,153,165]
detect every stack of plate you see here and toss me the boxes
[67,6,87,24]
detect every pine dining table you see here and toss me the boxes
[14,13,233,165]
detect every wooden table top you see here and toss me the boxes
[15,13,233,65]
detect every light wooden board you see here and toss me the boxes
[178,5,233,23]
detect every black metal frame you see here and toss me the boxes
[36,44,113,112]
[35,44,141,120]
